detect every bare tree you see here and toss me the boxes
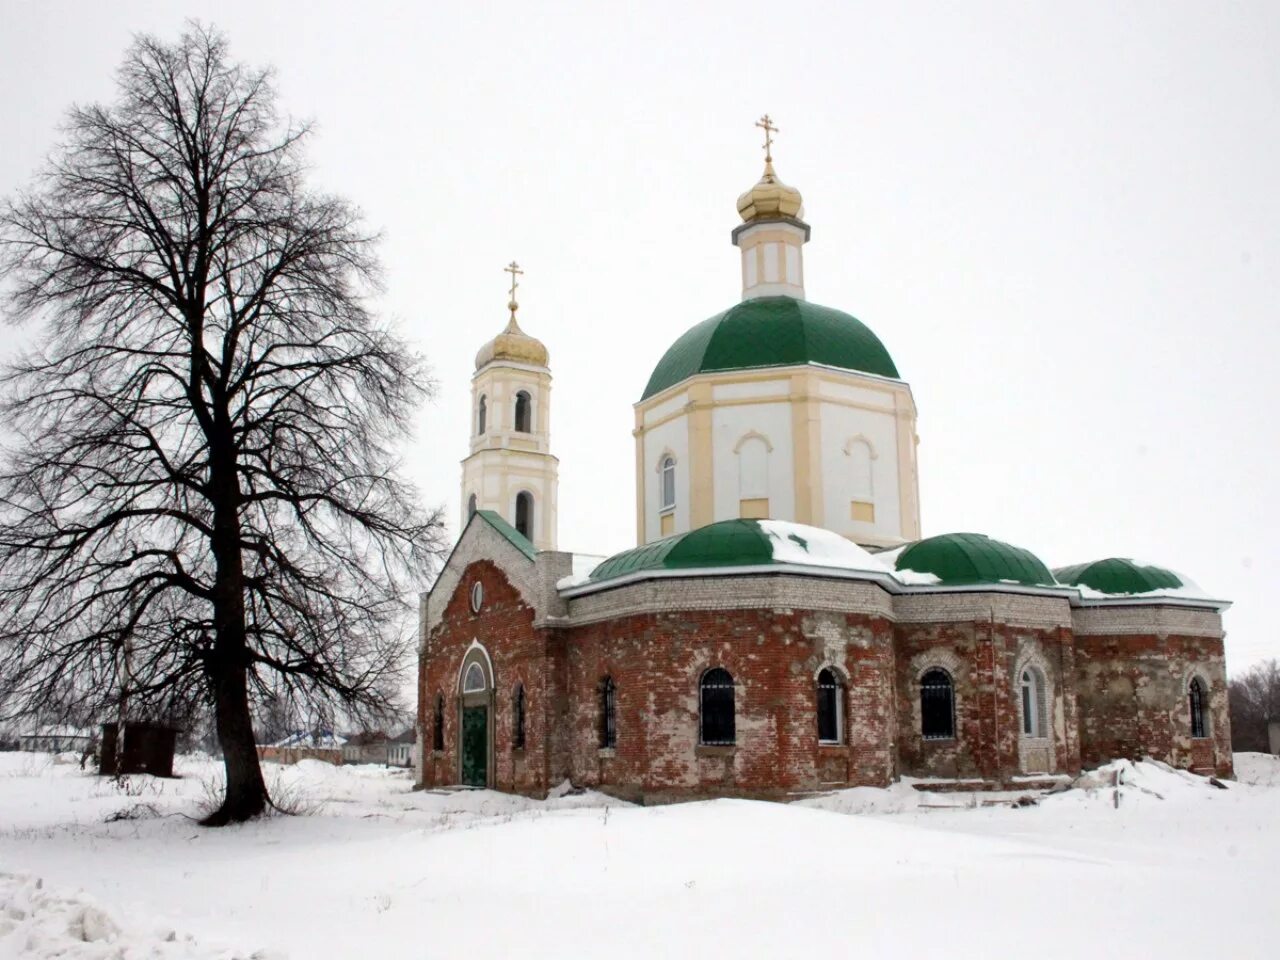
[1228,659,1280,753]
[0,24,443,823]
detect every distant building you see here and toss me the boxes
[340,732,390,765]
[387,729,415,767]
[1269,721,1280,756]
[20,726,95,754]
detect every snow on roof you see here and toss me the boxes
[756,519,895,576]
[269,731,347,749]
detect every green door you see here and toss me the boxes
[461,706,487,787]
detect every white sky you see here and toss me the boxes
[3,2,1277,672]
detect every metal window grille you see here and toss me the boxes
[1190,679,1207,739]
[920,669,955,740]
[817,668,842,743]
[478,396,487,435]
[432,695,444,751]
[700,668,736,746]
[513,685,526,749]
[600,676,617,748]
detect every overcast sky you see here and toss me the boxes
[3,2,1277,671]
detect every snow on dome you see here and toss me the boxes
[756,519,895,576]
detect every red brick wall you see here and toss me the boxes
[894,622,1081,782]
[1074,632,1232,777]
[561,605,897,801]
[419,560,551,795]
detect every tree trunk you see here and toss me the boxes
[203,648,269,825]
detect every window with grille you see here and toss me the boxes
[920,668,955,740]
[513,684,526,749]
[600,676,617,748]
[477,395,487,434]
[817,667,843,744]
[700,668,736,745]
[1189,678,1208,739]
[432,694,444,751]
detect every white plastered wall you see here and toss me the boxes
[640,405,690,543]
[710,400,795,522]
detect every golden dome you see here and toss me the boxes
[736,158,805,223]
[475,314,549,370]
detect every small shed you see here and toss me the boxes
[100,722,178,777]
[1269,720,1280,756]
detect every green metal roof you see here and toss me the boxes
[894,532,1056,587]
[641,296,900,400]
[590,519,776,582]
[1053,558,1183,595]
[475,509,536,561]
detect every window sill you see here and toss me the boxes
[512,747,525,755]
[597,747,616,759]
[431,750,444,759]
[817,741,845,749]
[921,736,956,744]
[696,745,736,757]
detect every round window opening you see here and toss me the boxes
[470,581,484,613]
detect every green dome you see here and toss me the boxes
[894,533,1056,587]
[1053,558,1185,596]
[641,296,900,400]
[587,518,892,584]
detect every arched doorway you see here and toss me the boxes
[458,644,494,787]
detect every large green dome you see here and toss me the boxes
[641,296,900,400]
[893,533,1057,588]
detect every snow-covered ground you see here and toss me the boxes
[2,752,1278,959]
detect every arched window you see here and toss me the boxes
[817,667,844,744]
[477,395,487,435]
[514,390,532,433]
[513,684,526,750]
[1020,667,1046,738]
[1189,677,1208,739]
[467,494,477,518]
[700,667,736,746]
[463,662,486,694]
[737,435,769,500]
[600,676,617,748]
[515,491,534,540]
[432,693,444,751]
[660,456,676,511]
[920,668,955,740]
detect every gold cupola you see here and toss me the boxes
[474,261,549,370]
[732,116,810,301]
[736,114,804,223]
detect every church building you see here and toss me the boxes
[416,119,1232,800]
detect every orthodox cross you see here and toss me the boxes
[505,260,523,318]
[756,114,779,163]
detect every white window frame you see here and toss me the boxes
[660,456,676,512]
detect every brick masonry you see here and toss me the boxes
[417,528,1234,798]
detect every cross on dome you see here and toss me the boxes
[756,113,779,163]
[504,260,523,319]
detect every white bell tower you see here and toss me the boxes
[460,262,559,551]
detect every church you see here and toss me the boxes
[416,119,1233,800]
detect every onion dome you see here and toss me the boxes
[893,532,1057,587]
[475,315,549,371]
[642,296,898,399]
[586,518,892,584]
[736,158,805,223]
[1053,558,1194,596]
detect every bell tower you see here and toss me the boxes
[461,262,559,550]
